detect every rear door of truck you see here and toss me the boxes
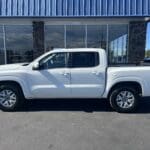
[69,51,106,98]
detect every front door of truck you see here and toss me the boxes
[28,52,71,98]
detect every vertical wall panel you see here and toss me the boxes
[101,0,106,15]
[7,0,11,16]
[0,0,150,17]
[45,0,50,16]
[0,1,2,15]
[91,0,96,16]
[18,0,23,16]
[24,0,29,16]
[137,0,141,15]
[63,0,68,16]
[29,0,34,16]
[148,0,150,15]
[85,0,91,16]
[143,0,148,15]
[96,0,100,16]
[119,0,124,15]
[113,0,117,15]
[68,0,73,16]
[107,0,113,16]
[52,0,56,16]
[56,0,62,16]
[130,0,135,15]
[125,0,129,16]
[79,0,84,16]
[35,0,39,16]
[40,0,43,16]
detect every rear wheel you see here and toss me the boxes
[109,86,139,113]
[0,84,24,111]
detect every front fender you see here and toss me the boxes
[0,76,32,99]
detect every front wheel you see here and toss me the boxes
[0,84,24,111]
[109,87,139,113]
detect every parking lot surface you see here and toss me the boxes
[0,98,150,150]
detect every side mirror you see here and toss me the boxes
[32,62,40,70]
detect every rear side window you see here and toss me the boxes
[71,52,99,68]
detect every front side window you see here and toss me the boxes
[40,53,67,69]
[71,52,99,68]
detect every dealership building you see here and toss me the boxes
[0,0,150,65]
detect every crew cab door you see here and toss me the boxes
[28,52,71,98]
[69,51,106,98]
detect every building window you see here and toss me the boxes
[45,25,65,51]
[0,26,4,65]
[5,25,33,64]
[66,25,85,48]
[108,25,128,64]
[87,25,107,50]
[0,23,130,65]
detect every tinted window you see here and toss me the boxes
[40,53,67,69]
[71,52,99,68]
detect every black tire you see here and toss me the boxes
[0,84,25,111]
[109,86,139,113]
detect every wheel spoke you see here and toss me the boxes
[3,101,9,107]
[10,94,16,101]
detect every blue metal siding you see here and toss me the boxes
[0,0,150,17]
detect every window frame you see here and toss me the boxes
[69,51,100,68]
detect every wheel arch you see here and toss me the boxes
[0,80,26,98]
[107,81,142,99]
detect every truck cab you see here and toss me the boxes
[28,48,107,99]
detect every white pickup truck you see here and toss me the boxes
[0,48,149,112]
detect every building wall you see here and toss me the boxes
[1,0,150,17]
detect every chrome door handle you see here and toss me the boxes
[63,72,70,76]
[92,71,100,76]
[92,71,97,74]
[60,72,70,76]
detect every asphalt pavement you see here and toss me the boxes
[0,98,150,150]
